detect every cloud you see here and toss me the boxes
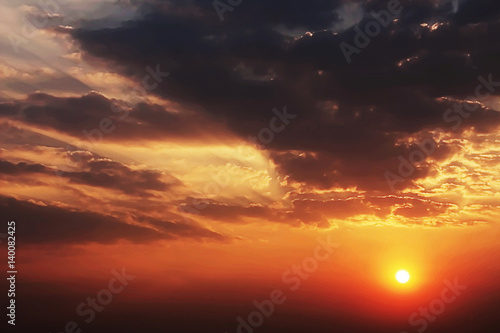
[0,196,228,244]
[0,92,230,142]
[0,159,47,174]
[0,156,179,196]
[2,0,500,230]
[453,0,500,24]
[180,194,458,227]
[59,0,500,193]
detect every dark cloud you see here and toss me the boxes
[453,0,500,25]
[134,0,344,29]
[0,160,47,174]
[0,156,179,196]
[63,152,181,194]
[180,194,456,227]
[0,92,227,142]
[0,196,227,244]
[5,0,500,192]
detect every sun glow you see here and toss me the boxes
[395,270,410,284]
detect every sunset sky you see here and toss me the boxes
[1,1,500,332]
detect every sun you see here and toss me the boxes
[395,270,410,284]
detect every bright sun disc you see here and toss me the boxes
[396,270,410,284]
